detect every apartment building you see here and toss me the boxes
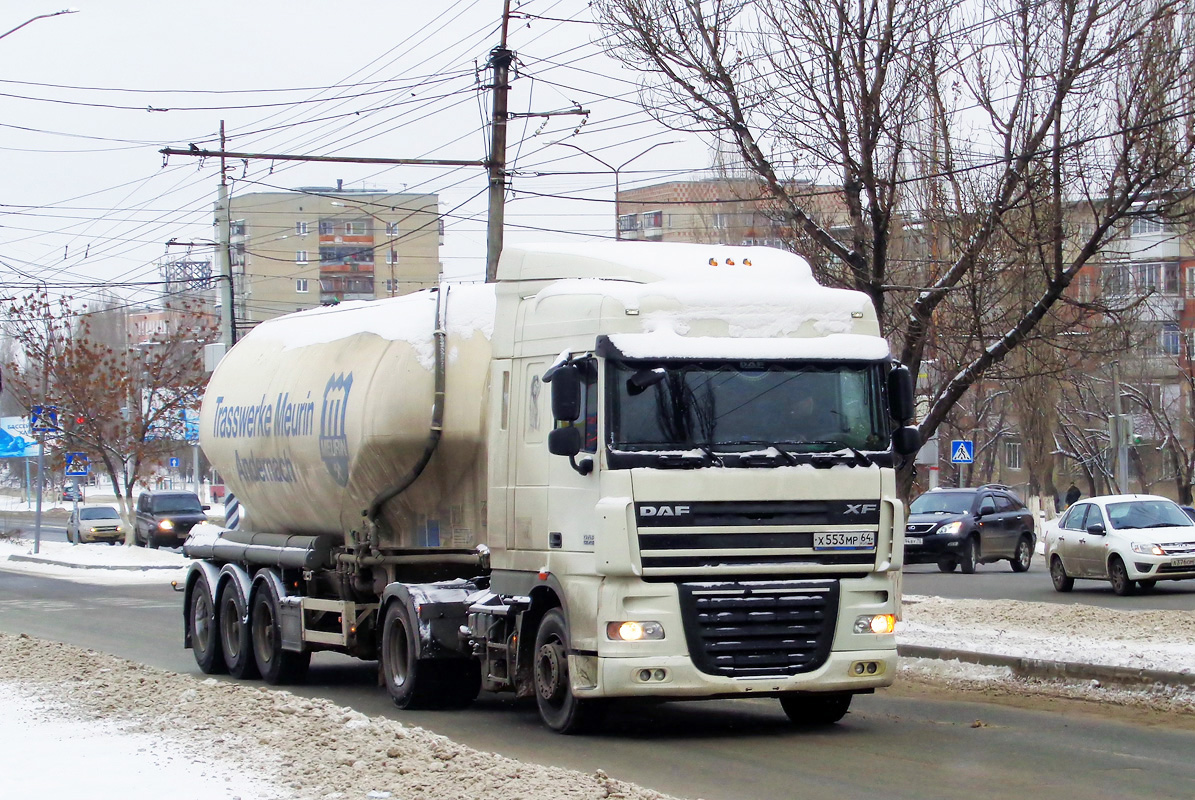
[222,187,442,329]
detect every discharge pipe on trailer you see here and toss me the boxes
[364,283,449,527]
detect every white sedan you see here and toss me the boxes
[1045,494,1195,595]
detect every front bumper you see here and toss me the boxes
[1124,553,1195,581]
[80,528,125,543]
[903,531,966,563]
[578,647,896,698]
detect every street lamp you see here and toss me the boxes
[554,141,677,239]
[0,8,79,41]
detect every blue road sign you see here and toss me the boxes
[31,405,58,433]
[950,439,975,464]
[65,452,89,476]
[169,457,180,468]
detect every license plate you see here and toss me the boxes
[905,537,923,546]
[1171,557,1195,568]
[814,531,876,550]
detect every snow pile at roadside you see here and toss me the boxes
[0,536,190,584]
[0,631,679,800]
[899,594,1195,673]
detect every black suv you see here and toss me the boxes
[905,485,1036,573]
[135,490,209,548]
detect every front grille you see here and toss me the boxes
[677,579,839,678]
[905,522,937,534]
[1159,541,1195,555]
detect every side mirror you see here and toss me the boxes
[892,425,921,455]
[887,365,915,423]
[548,426,582,457]
[202,505,211,511]
[1086,523,1106,536]
[546,364,581,421]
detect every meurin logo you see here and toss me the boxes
[319,372,353,486]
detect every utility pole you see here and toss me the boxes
[215,121,236,351]
[1110,361,1129,493]
[485,0,513,283]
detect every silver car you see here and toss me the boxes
[67,505,128,545]
[1046,494,1195,595]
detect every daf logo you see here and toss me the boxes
[640,505,691,517]
[845,503,878,515]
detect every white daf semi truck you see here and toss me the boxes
[182,241,919,733]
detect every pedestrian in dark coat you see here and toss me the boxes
[1065,483,1081,507]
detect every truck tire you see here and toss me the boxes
[188,572,226,674]
[533,609,606,734]
[381,599,440,709]
[217,580,259,679]
[779,692,852,725]
[250,585,310,685]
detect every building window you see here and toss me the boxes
[1162,323,1182,356]
[1103,261,1180,295]
[385,249,398,265]
[229,219,245,236]
[1130,217,1166,236]
[296,279,309,293]
[618,214,639,233]
[1187,266,1195,298]
[343,220,368,236]
[1077,274,1092,303]
[295,250,308,264]
[713,213,731,230]
[230,243,246,267]
[642,210,663,229]
[385,279,397,293]
[319,220,334,235]
[386,222,399,235]
[296,221,309,236]
[1004,441,1022,471]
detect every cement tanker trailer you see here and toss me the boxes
[182,241,920,733]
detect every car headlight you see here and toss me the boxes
[1131,542,1165,555]
[937,521,963,536]
[606,621,665,641]
[158,519,175,531]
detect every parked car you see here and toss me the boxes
[67,505,127,545]
[1045,494,1195,596]
[1181,505,1195,523]
[904,484,1037,573]
[61,485,84,502]
[135,490,209,549]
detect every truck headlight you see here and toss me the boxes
[1131,542,1165,555]
[606,621,665,641]
[158,519,175,531]
[936,521,963,536]
[854,614,896,634]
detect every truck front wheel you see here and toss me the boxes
[533,609,606,734]
[381,599,438,709]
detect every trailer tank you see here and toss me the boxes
[199,284,496,549]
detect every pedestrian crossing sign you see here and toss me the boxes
[65,452,90,476]
[950,440,974,464]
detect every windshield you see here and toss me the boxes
[909,492,973,515]
[608,360,890,454]
[1105,500,1194,530]
[80,507,120,520]
[153,495,203,513]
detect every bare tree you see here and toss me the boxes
[596,0,1195,491]
[3,291,216,542]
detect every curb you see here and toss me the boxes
[7,555,184,572]
[898,643,1195,689]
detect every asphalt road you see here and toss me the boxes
[2,571,1194,800]
[903,555,1195,610]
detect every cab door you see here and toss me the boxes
[545,357,600,553]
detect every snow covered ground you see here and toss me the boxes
[2,534,1195,799]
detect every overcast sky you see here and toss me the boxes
[0,1,709,311]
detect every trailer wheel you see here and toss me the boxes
[217,580,259,680]
[250,585,310,685]
[533,609,606,734]
[187,573,226,674]
[381,599,441,709]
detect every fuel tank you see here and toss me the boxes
[199,284,495,549]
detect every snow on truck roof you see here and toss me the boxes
[497,241,815,284]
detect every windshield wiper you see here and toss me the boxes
[718,440,798,467]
